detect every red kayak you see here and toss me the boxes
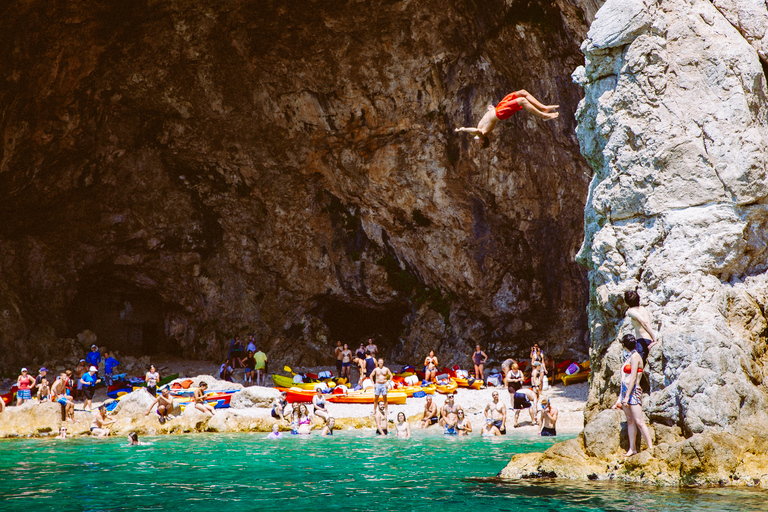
[279,388,316,404]
[2,386,18,405]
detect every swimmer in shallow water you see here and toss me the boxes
[267,423,283,439]
[374,401,388,436]
[320,417,335,436]
[455,90,559,148]
[481,418,501,437]
[127,432,142,445]
[395,412,411,439]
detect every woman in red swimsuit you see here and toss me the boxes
[612,334,653,457]
[17,368,34,406]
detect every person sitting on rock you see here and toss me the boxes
[219,360,234,383]
[271,391,289,420]
[36,378,51,402]
[194,382,216,416]
[90,404,116,437]
[624,289,657,364]
[416,394,439,428]
[455,90,559,148]
[146,388,175,424]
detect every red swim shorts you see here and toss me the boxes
[495,93,522,120]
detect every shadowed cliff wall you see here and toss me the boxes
[0,0,596,372]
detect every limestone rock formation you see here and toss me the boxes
[0,0,594,374]
[502,0,768,486]
[230,386,280,409]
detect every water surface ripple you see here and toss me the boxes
[0,431,764,511]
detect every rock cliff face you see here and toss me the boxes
[502,0,768,486]
[0,0,596,373]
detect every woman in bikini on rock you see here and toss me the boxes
[612,334,653,456]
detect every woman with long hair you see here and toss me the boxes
[612,334,653,456]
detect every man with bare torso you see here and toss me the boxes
[455,90,559,148]
[539,398,558,436]
[50,373,75,421]
[439,395,462,434]
[417,394,439,428]
[484,391,507,434]
[371,358,393,416]
[512,387,538,427]
[625,289,657,364]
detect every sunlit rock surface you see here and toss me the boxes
[0,0,594,372]
[502,0,768,487]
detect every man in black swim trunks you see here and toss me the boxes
[374,400,388,435]
[416,394,438,428]
[484,391,507,434]
[513,387,538,427]
[539,398,558,436]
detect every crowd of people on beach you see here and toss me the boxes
[1,289,654,453]
[1,343,165,436]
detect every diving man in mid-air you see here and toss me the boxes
[454,90,558,147]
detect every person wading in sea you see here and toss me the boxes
[371,358,393,417]
[539,398,558,436]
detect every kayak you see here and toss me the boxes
[282,388,317,403]
[398,384,436,396]
[435,380,458,394]
[454,377,483,390]
[168,388,239,397]
[561,370,590,386]
[177,393,233,409]
[327,391,407,404]
[1,386,18,405]
[271,374,335,390]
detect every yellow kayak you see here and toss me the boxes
[561,370,590,386]
[271,374,335,390]
[435,380,458,394]
[399,384,435,397]
[454,377,483,390]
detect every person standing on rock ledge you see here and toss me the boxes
[624,289,657,364]
[454,90,559,148]
[612,334,653,457]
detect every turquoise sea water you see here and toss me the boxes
[0,431,765,512]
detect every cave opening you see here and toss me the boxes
[65,276,180,357]
[314,298,410,356]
